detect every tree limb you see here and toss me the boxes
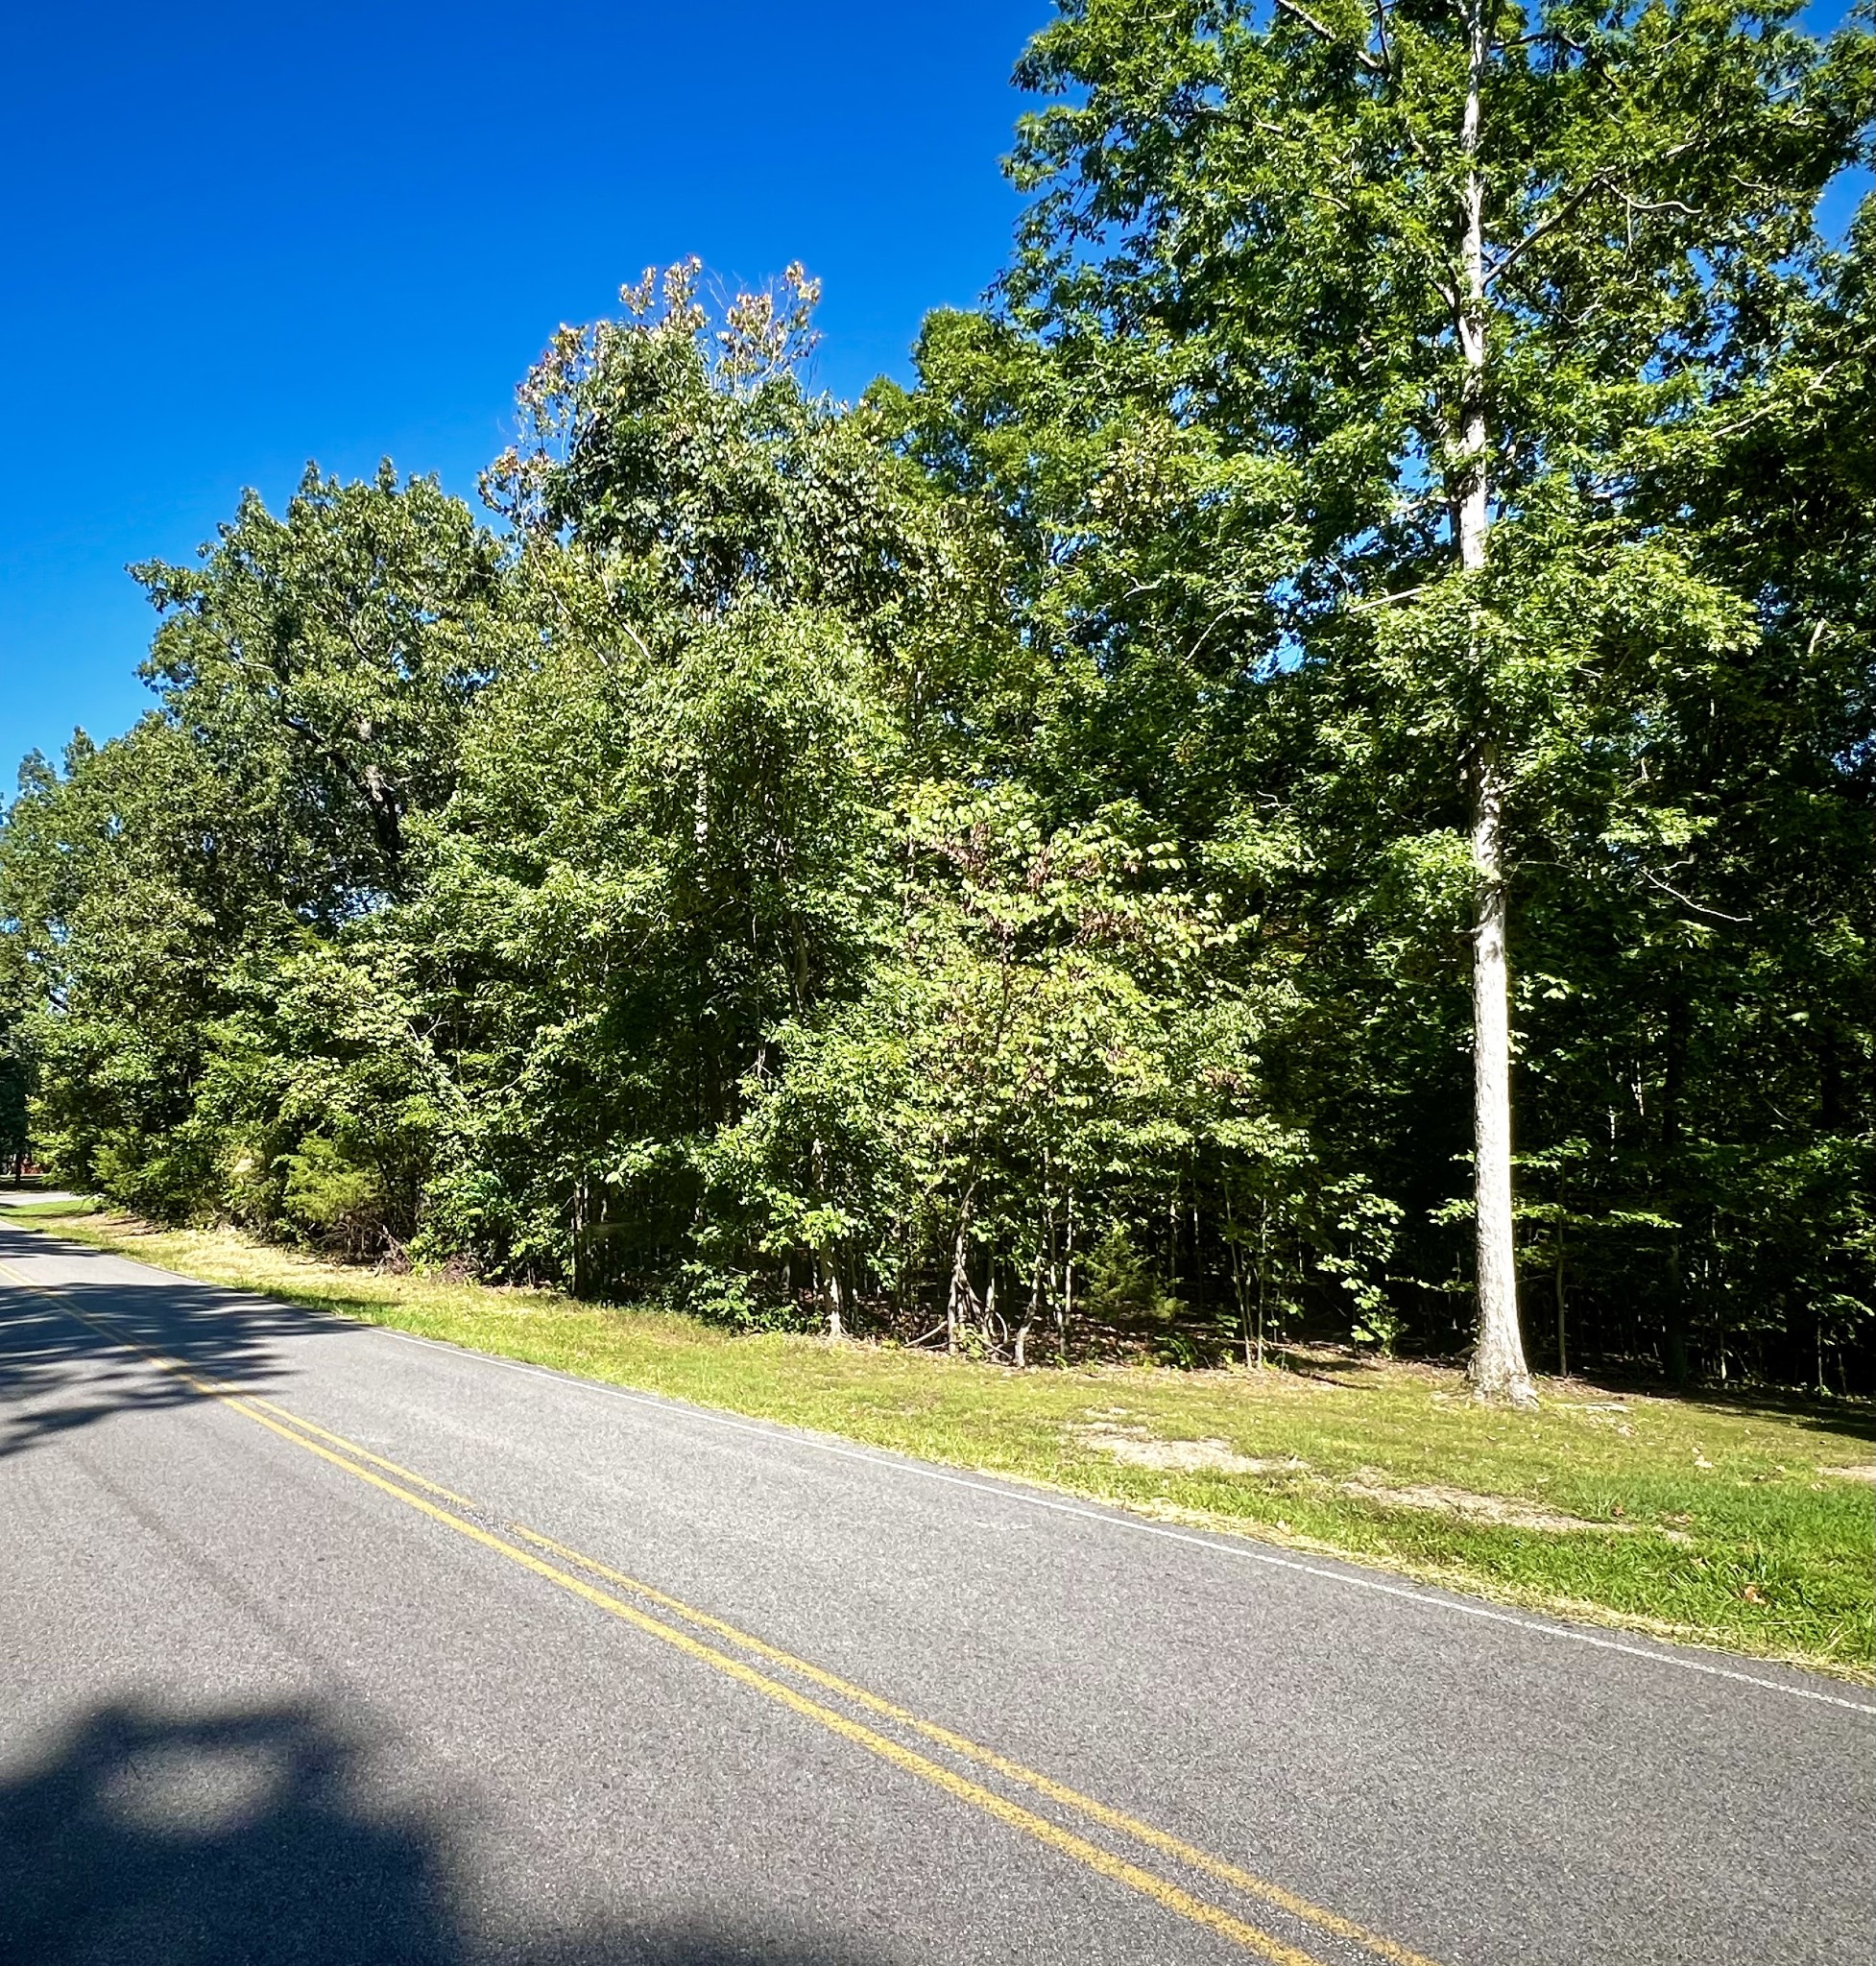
[1484,172,1614,287]
[1274,0,1385,74]
[1641,870,1751,923]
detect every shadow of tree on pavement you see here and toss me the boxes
[0,1224,363,1464]
[0,1699,885,1965]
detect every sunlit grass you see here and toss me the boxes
[28,1211,1873,1681]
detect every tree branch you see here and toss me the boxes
[1486,135,1704,288]
[1641,870,1751,923]
[1484,172,1614,287]
[1274,0,1385,74]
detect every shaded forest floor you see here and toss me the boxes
[18,1207,1874,1682]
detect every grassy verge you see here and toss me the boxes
[22,1211,1873,1682]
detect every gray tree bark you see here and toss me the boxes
[1456,0,1536,1407]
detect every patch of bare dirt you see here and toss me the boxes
[1341,1474,1687,1539]
[1066,1423,1693,1539]
[1070,1423,1308,1477]
[1341,1477,1599,1532]
[1817,1462,1875,1483]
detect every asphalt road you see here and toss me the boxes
[2,1223,1870,1966]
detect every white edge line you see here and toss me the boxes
[361,1308,1876,1718]
[6,1249,1875,1717]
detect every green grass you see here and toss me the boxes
[0,1197,103,1219]
[24,1210,1874,1682]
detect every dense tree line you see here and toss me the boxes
[4,2,1871,1395]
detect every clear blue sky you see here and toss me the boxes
[1,2,1864,784]
[0,0,1051,779]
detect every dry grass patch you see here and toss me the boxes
[1070,1421,1307,1475]
[1336,1475,1677,1538]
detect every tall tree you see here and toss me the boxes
[984,0,1872,1398]
[0,468,503,1223]
[134,464,511,909]
[2,30,1866,1381]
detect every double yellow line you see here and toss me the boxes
[0,1263,1440,1966]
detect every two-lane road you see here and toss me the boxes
[2,1222,1869,1964]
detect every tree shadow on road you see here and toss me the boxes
[0,1699,884,1966]
[0,1224,370,1463]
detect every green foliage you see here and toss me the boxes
[278,1136,387,1255]
[134,463,516,907]
[1084,1227,1185,1333]
[0,1003,28,1175]
[0,6,1869,1389]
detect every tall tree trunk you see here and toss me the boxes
[1061,1189,1075,1364]
[570,1175,589,1299]
[1553,1169,1569,1379]
[1660,995,1690,1387]
[1257,1195,1270,1371]
[947,1193,975,1356]
[1225,1188,1251,1370]
[1456,0,1534,1406]
[820,1247,845,1340]
[1015,1255,1041,1370]
[1468,746,1530,1401]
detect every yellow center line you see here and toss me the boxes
[0,1264,476,1503]
[510,1524,1441,1966]
[238,1394,476,1506]
[0,1265,1436,1966]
